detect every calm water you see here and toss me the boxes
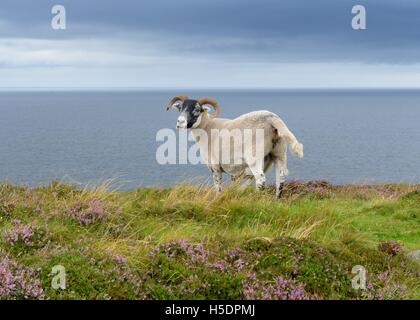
[0,89,419,189]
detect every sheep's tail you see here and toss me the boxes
[271,117,304,158]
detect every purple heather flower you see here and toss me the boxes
[212,260,228,271]
[151,239,210,267]
[242,274,310,300]
[0,253,44,299]
[67,198,111,226]
[3,220,41,247]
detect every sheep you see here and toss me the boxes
[166,95,304,199]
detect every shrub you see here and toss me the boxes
[242,272,310,300]
[3,220,45,249]
[378,241,402,256]
[0,252,44,299]
[281,179,333,198]
[66,198,112,226]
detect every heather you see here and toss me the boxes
[0,251,44,299]
[3,219,45,250]
[0,180,418,300]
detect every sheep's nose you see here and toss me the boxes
[176,117,187,129]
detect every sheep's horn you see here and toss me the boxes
[197,97,220,118]
[166,95,188,111]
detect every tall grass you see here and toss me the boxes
[0,180,418,299]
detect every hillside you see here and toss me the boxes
[0,180,419,300]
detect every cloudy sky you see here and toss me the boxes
[1,0,420,88]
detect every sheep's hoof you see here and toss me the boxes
[276,183,284,199]
[256,184,265,191]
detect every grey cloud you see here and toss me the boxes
[1,0,420,69]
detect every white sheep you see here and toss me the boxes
[166,95,304,198]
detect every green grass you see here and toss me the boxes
[0,180,419,300]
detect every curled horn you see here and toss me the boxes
[166,95,188,111]
[197,97,220,118]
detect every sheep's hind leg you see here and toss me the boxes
[275,158,286,199]
[212,169,223,194]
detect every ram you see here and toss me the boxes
[166,95,304,199]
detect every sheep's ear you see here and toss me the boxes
[171,101,182,111]
[202,106,212,113]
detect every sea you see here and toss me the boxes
[0,89,419,189]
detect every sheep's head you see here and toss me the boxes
[166,95,220,129]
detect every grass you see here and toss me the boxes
[0,180,419,300]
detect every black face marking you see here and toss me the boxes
[179,99,203,128]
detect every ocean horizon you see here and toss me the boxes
[0,89,419,189]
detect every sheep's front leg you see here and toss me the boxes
[212,169,223,194]
[249,165,266,191]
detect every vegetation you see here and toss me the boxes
[0,180,419,300]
